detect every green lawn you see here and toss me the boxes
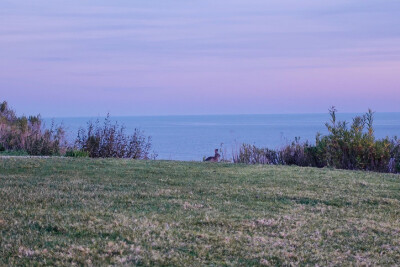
[1,157,399,265]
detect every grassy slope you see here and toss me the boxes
[0,158,399,266]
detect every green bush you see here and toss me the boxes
[65,150,89,158]
[0,150,29,156]
[315,107,397,172]
[234,108,400,173]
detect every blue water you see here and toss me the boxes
[44,113,400,161]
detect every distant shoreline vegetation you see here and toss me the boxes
[0,101,67,156]
[1,100,399,173]
[233,107,400,173]
[0,100,154,160]
[72,114,155,159]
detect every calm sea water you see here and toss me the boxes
[45,113,400,161]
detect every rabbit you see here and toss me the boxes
[204,149,220,162]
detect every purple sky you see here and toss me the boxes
[1,0,400,117]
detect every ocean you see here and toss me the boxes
[45,113,400,161]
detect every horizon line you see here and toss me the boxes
[42,111,400,119]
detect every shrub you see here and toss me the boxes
[278,137,310,166]
[65,149,89,158]
[233,144,280,164]
[316,107,397,172]
[0,100,67,155]
[74,114,155,159]
[24,121,67,156]
[0,150,29,156]
[233,108,400,173]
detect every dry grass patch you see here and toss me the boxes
[1,157,399,265]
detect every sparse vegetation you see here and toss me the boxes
[0,150,29,156]
[74,114,155,159]
[1,157,399,265]
[0,100,67,156]
[65,149,89,158]
[0,101,154,159]
[234,108,400,173]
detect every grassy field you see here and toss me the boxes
[1,157,399,266]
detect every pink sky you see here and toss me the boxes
[1,0,400,116]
